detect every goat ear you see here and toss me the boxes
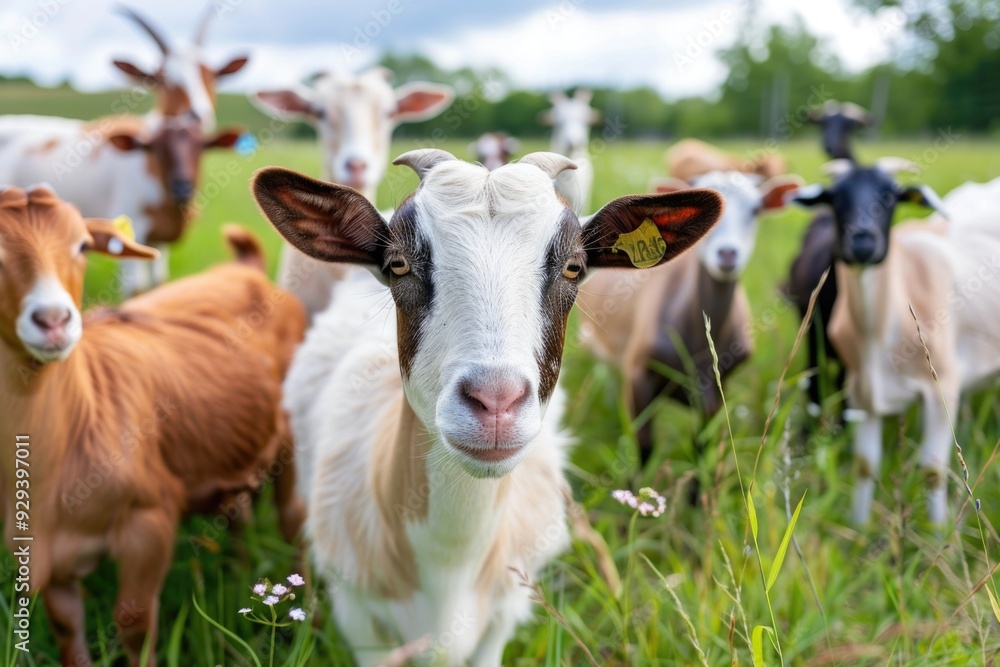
[216,56,248,77]
[790,183,832,208]
[252,167,387,268]
[204,127,244,149]
[760,175,805,211]
[251,89,321,120]
[113,59,157,81]
[108,133,149,152]
[899,184,950,218]
[394,83,454,123]
[84,219,159,260]
[582,189,723,269]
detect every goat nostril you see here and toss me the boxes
[464,390,490,414]
[32,307,71,331]
[461,380,530,417]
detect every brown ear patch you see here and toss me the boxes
[584,189,723,269]
[251,167,386,266]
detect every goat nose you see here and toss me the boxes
[851,231,877,263]
[459,376,531,446]
[717,247,738,271]
[462,380,528,418]
[170,179,194,204]
[31,306,71,332]
[345,159,367,175]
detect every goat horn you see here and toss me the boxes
[840,102,871,124]
[194,4,214,47]
[393,149,458,180]
[820,158,854,178]
[518,152,578,179]
[876,157,921,175]
[115,5,170,55]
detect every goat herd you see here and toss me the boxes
[1,7,999,667]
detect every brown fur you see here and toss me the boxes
[667,138,786,182]
[0,187,305,667]
[578,249,752,455]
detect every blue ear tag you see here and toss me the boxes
[235,132,259,156]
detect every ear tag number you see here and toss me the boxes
[612,218,666,268]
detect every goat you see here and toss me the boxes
[251,68,454,319]
[789,101,872,419]
[666,138,787,184]
[541,89,600,215]
[789,159,999,525]
[251,149,722,666]
[578,171,800,467]
[112,5,249,132]
[0,186,306,666]
[469,132,520,170]
[808,99,870,161]
[0,114,242,296]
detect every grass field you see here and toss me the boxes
[3,136,1000,666]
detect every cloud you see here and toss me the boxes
[0,0,898,98]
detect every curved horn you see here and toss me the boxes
[194,5,214,47]
[518,152,577,179]
[392,149,458,180]
[841,101,871,124]
[821,158,855,178]
[876,157,920,175]
[115,5,170,55]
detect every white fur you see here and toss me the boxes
[163,47,217,131]
[15,277,82,363]
[285,160,575,665]
[689,171,765,281]
[253,69,453,319]
[546,91,598,215]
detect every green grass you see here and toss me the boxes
[3,137,1000,666]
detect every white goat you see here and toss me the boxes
[542,89,600,215]
[252,149,722,666]
[251,68,454,318]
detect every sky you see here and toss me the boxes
[0,0,910,99]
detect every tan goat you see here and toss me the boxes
[0,186,305,666]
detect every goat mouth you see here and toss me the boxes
[23,340,75,363]
[452,442,523,463]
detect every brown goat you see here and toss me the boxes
[667,138,787,183]
[0,186,305,666]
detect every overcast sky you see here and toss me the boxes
[0,0,908,99]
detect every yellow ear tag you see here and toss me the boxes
[111,215,136,241]
[611,218,667,268]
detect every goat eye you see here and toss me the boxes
[77,241,89,256]
[389,257,410,276]
[562,262,582,280]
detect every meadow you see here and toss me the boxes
[3,135,1000,666]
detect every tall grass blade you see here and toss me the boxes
[751,625,773,667]
[986,584,1000,625]
[766,491,805,593]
